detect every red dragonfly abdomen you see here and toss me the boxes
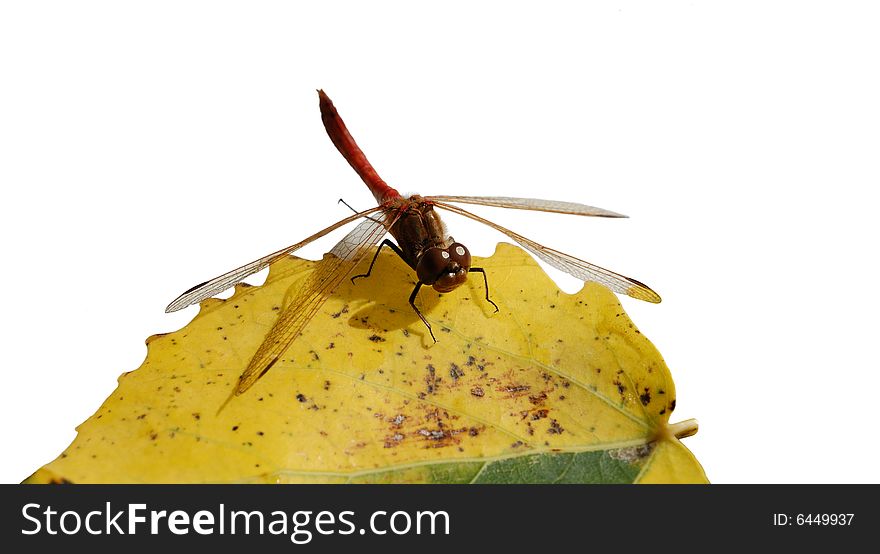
[318,89,400,205]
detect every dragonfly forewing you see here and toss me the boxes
[424,195,627,218]
[233,208,400,395]
[164,206,385,313]
[431,201,661,303]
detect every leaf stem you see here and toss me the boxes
[666,418,699,440]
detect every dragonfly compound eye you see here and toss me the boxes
[447,242,471,270]
[416,247,450,285]
[431,244,471,293]
[417,247,467,292]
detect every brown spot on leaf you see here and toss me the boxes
[497,383,531,399]
[528,392,547,406]
[424,364,440,394]
[449,363,464,381]
[384,433,405,448]
[531,409,549,420]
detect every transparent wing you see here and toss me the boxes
[423,195,627,218]
[233,208,400,396]
[164,206,385,313]
[431,201,661,303]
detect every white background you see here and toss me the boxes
[2,1,878,484]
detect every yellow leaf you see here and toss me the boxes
[25,243,706,484]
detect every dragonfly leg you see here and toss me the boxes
[351,239,406,284]
[339,198,385,224]
[338,198,359,213]
[469,267,500,313]
[409,281,437,343]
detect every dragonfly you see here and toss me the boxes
[165,90,661,398]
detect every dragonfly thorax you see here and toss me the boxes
[416,242,472,292]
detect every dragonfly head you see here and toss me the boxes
[417,243,471,293]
